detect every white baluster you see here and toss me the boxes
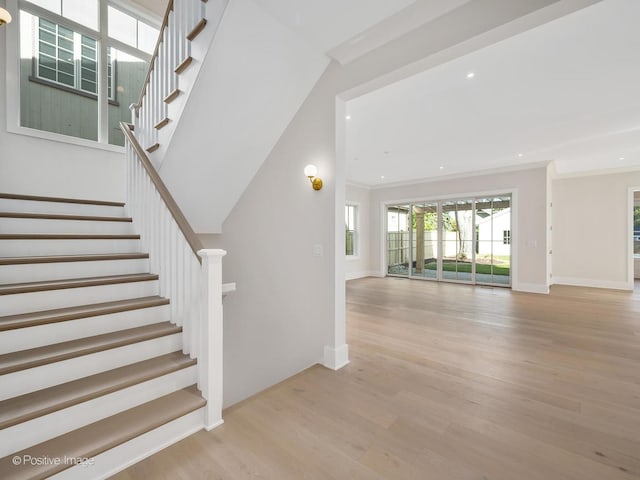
[190,256,199,358]
[170,222,178,324]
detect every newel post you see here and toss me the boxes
[128,103,138,125]
[197,248,227,431]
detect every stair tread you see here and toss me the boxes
[0,296,169,331]
[0,273,158,296]
[0,386,205,480]
[0,234,140,240]
[0,352,195,429]
[146,143,160,153]
[0,253,149,266]
[164,88,180,104]
[0,193,124,207]
[0,322,182,376]
[187,18,207,41]
[0,212,132,222]
[175,56,193,74]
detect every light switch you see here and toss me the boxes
[313,244,323,257]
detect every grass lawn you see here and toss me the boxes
[425,261,510,276]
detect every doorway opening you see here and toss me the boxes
[633,190,640,291]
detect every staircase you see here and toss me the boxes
[133,0,228,169]
[0,193,214,479]
[0,1,231,476]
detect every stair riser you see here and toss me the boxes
[0,304,170,353]
[0,365,197,458]
[0,218,135,235]
[0,334,183,401]
[49,408,205,480]
[0,258,150,284]
[0,280,159,316]
[0,239,142,256]
[0,199,126,217]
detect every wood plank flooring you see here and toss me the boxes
[113,278,640,479]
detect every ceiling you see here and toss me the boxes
[129,0,165,17]
[256,0,415,56]
[345,0,640,187]
[256,0,472,64]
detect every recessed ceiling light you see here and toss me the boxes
[380,175,385,179]
[439,166,444,170]
[619,156,625,161]
[517,153,524,158]
[466,72,475,79]
[345,115,351,120]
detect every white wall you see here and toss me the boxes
[369,167,549,293]
[194,0,590,407]
[160,0,330,233]
[0,1,124,201]
[552,171,640,289]
[345,184,372,280]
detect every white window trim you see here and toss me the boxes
[345,202,360,260]
[5,0,156,152]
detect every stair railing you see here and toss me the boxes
[132,0,207,155]
[120,122,226,431]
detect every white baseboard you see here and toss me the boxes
[322,344,349,371]
[345,271,379,281]
[204,419,224,432]
[512,282,549,294]
[552,277,633,291]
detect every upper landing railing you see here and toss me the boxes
[131,0,209,155]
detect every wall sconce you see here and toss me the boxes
[304,164,323,191]
[0,8,12,26]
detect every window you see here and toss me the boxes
[16,0,158,146]
[345,205,358,256]
[35,18,114,98]
[108,6,158,54]
[503,230,511,245]
[37,18,74,87]
[29,0,98,29]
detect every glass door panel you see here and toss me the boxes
[442,200,473,282]
[475,196,511,286]
[387,205,410,276]
[412,203,438,279]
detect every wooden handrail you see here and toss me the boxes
[120,121,204,261]
[136,0,175,108]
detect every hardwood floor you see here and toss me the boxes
[113,278,640,479]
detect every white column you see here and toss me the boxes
[197,248,227,431]
[325,97,349,371]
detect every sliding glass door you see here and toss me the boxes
[442,199,474,283]
[386,195,511,287]
[412,202,438,279]
[474,196,511,285]
[387,205,410,276]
